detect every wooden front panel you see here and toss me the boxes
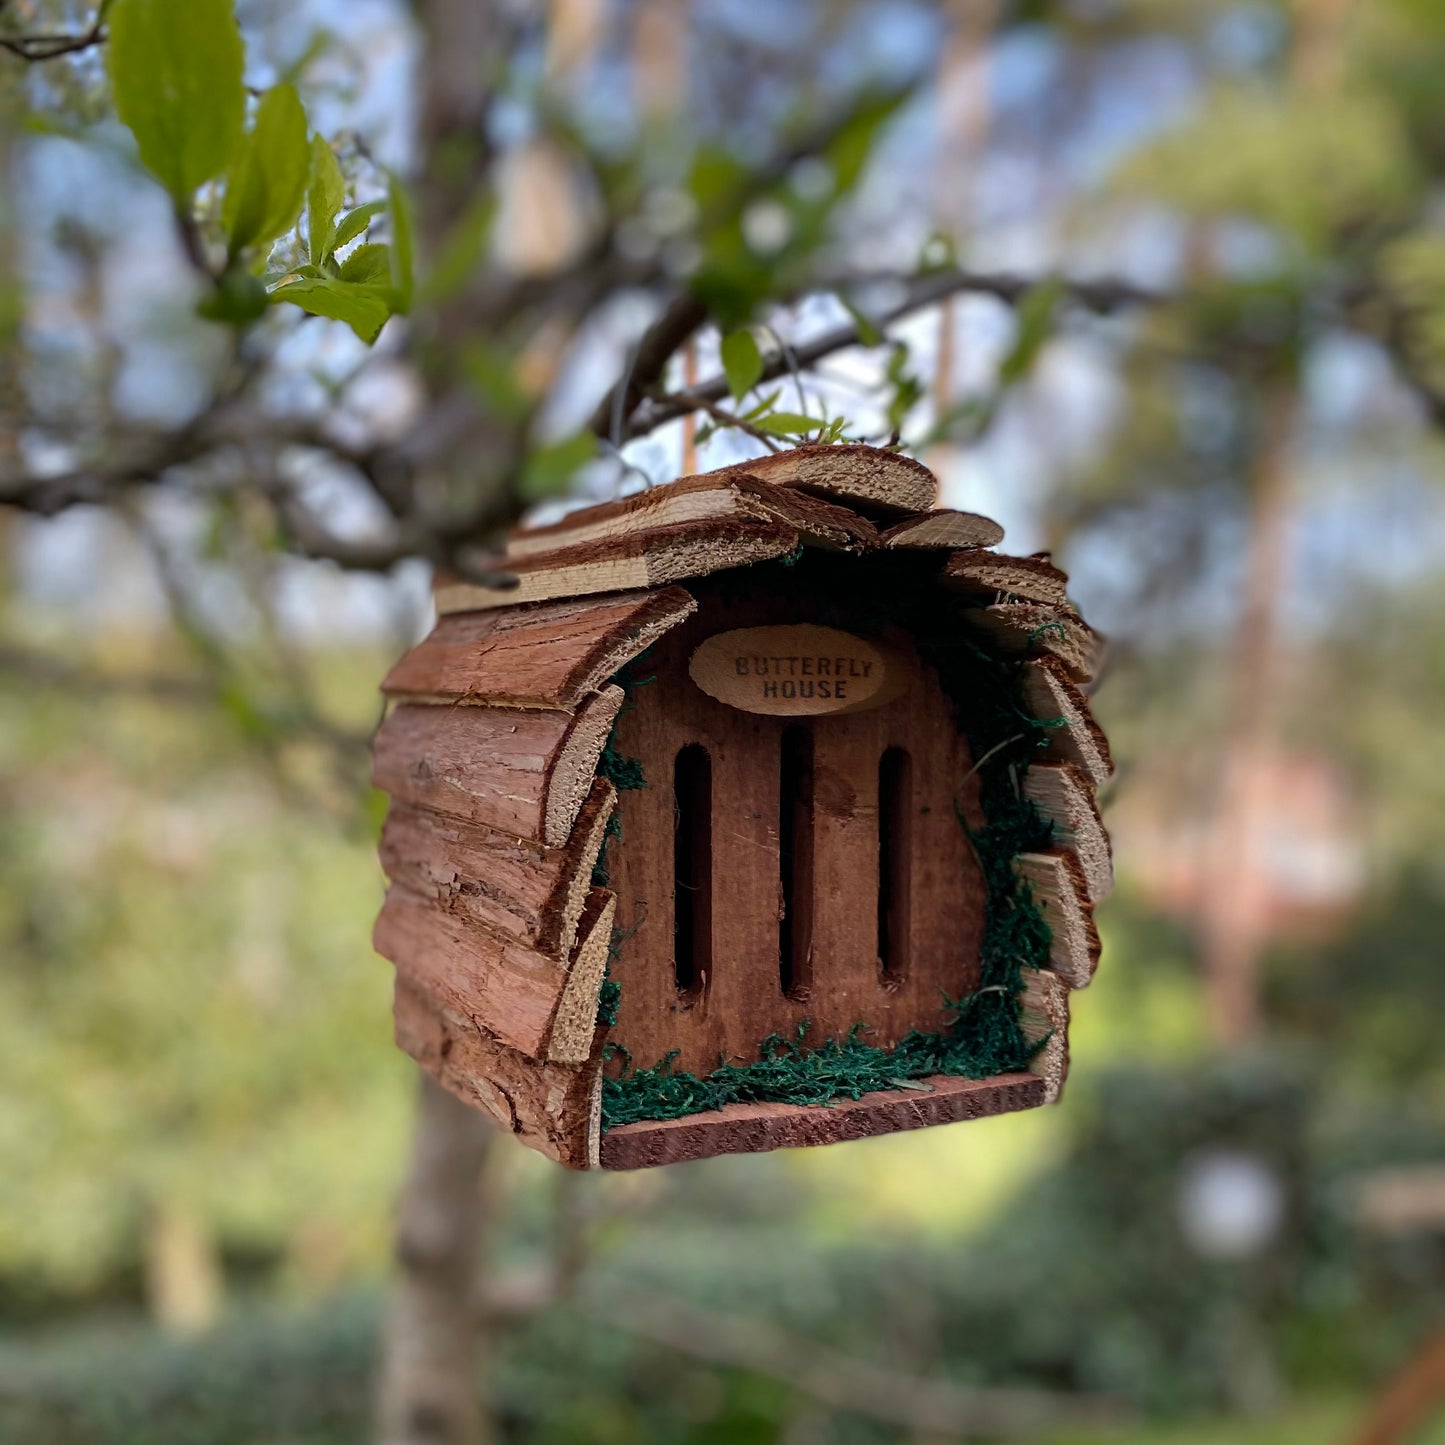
[607,576,987,1077]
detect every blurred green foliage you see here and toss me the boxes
[0,654,410,1313]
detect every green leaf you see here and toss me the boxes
[269,276,391,343]
[387,172,414,313]
[720,329,763,401]
[423,195,497,302]
[463,343,530,424]
[837,293,882,346]
[740,388,782,422]
[197,266,268,324]
[519,432,598,501]
[755,411,819,436]
[223,85,309,255]
[107,0,245,201]
[332,200,385,254]
[338,242,391,285]
[307,136,345,265]
[998,277,1063,386]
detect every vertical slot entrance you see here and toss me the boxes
[878,746,912,985]
[779,725,815,998]
[673,744,712,999]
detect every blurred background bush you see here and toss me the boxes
[1,0,1443,1441]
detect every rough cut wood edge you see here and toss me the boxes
[377,779,617,959]
[375,885,569,1058]
[880,509,1004,550]
[1020,657,1115,789]
[436,519,801,612]
[371,685,622,847]
[598,1072,1047,1170]
[962,602,1103,684]
[1022,762,1113,903]
[1020,969,1070,1105]
[547,888,616,1065]
[394,976,602,1168]
[546,685,624,846]
[1015,849,1100,988]
[720,443,939,515]
[507,473,877,560]
[381,586,697,711]
[943,551,1070,609]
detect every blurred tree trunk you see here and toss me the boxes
[1196,380,1296,1044]
[143,1200,223,1337]
[377,4,504,1442]
[1195,0,1346,1044]
[929,0,996,479]
[378,1076,495,1445]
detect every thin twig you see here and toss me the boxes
[624,266,1165,441]
[0,13,104,60]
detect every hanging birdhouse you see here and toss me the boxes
[372,444,1113,1169]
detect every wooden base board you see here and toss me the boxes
[599,1071,1046,1169]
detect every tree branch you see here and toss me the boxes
[576,1287,1129,1440]
[622,266,1165,441]
[0,10,104,61]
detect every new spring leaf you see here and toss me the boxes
[223,85,309,255]
[107,0,246,201]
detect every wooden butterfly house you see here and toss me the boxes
[373,444,1112,1169]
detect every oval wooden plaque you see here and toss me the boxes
[688,624,899,717]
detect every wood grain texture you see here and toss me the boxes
[604,573,988,1078]
[548,888,617,1065]
[599,1072,1046,1169]
[372,686,622,847]
[1016,849,1100,988]
[719,443,939,515]
[435,520,800,612]
[378,779,617,958]
[381,588,696,711]
[1020,968,1069,1104]
[963,603,1103,683]
[393,976,601,1168]
[507,473,877,560]
[374,885,570,1058]
[1023,761,1113,902]
[943,551,1070,609]
[880,510,1004,550]
[1020,657,1115,789]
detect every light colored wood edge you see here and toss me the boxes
[546,783,618,957]
[546,889,617,1064]
[1014,849,1100,988]
[1019,968,1070,1105]
[880,509,1005,549]
[544,684,624,847]
[962,602,1103,684]
[382,586,698,711]
[393,975,602,1168]
[598,1072,1046,1170]
[508,474,876,559]
[942,551,1070,608]
[1020,658,1115,789]
[1022,761,1114,903]
[720,443,939,514]
[436,521,800,613]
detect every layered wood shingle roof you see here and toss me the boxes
[372,443,1112,1168]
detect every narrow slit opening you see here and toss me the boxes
[779,725,815,999]
[878,745,912,986]
[673,743,712,1000]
